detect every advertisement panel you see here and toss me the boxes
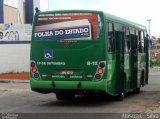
[0,24,32,43]
[35,19,91,40]
[35,13,101,40]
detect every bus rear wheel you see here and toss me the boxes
[56,92,75,100]
[133,87,140,94]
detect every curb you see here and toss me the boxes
[0,79,29,83]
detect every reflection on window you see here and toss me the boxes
[144,31,147,51]
[138,31,145,53]
[107,22,115,52]
[123,26,130,53]
[141,32,145,52]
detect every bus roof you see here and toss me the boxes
[36,10,146,31]
[104,12,146,30]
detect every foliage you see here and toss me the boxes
[150,60,160,67]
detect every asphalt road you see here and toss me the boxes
[0,70,160,118]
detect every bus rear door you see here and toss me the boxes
[130,32,138,89]
[115,25,125,95]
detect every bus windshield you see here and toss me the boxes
[34,13,102,41]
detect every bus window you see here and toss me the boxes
[135,30,139,47]
[126,27,131,52]
[138,31,141,52]
[141,31,145,52]
[135,30,138,36]
[130,27,135,35]
[144,31,147,51]
[34,13,101,41]
[138,31,144,53]
[107,22,115,52]
[123,26,130,53]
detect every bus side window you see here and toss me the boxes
[125,27,131,52]
[141,31,145,52]
[144,31,147,52]
[122,26,130,53]
[138,31,144,53]
[138,31,141,53]
[107,22,115,52]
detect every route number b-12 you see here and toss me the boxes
[87,61,98,66]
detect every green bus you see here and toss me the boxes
[30,10,149,100]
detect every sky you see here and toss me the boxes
[40,0,160,37]
[4,0,18,8]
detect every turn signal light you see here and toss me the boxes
[31,62,36,67]
[99,62,105,68]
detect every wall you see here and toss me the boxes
[0,24,31,74]
[0,44,30,73]
[4,5,18,24]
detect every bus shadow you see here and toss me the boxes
[42,93,120,107]
[41,91,145,107]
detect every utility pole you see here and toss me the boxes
[147,19,151,68]
[25,0,34,24]
[0,0,4,23]
[147,19,151,37]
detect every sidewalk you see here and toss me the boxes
[148,68,160,113]
[0,79,29,83]
[149,68,160,75]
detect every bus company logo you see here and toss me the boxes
[44,49,53,59]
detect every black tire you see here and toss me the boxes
[141,71,145,87]
[56,92,75,100]
[116,93,125,101]
[133,87,140,94]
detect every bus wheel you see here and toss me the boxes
[141,71,145,87]
[56,92,75,100]
[133,88,140,94]
[116,93,125,101]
